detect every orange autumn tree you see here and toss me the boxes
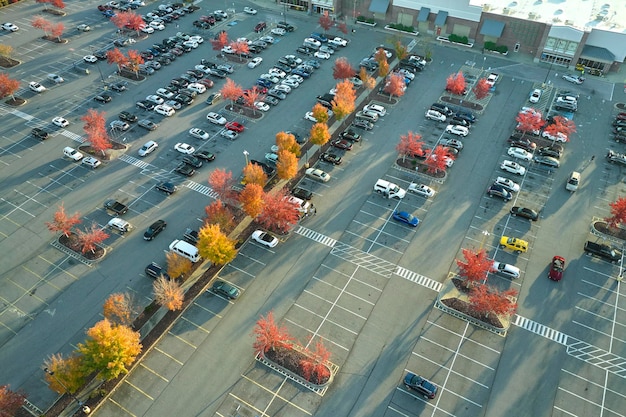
[394,40,409,60]
[276,149,298,180]
[208,168,235,203]
[257,189,300,233]
[46,203,81,237]
[0,73,20,102]
[103,293,137,326]
[43,353,85,395]
[242,163,267,186]
[384,73,405,98]
[166,252,192,279]
[205,200,235,233]
[311,102,330,124]
[239,183,265,217]
[359,66,376,90]
[309,122,331,146]
[76,223,109,254]
[125,49,144,76]
[275,131,300,156]
[331,79,356,120]
[197,224,237,265]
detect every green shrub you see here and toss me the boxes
[448,34,469,44]
[484,42,508,54]
[496,45,508,53]
[357,16,375,24]
[389,23,415,33]
[484,41,497,51]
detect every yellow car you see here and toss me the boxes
[499,236,528,253]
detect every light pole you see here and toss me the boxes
[283,1,287,24]
[43,368,91,414]
[243,150,249,165]
[543,57,554,86]
[481,56,486,71]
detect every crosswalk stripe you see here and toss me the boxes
[183,181,219,198]
[512,315,568,345]
[395,266,443,291]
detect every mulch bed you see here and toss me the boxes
[42,9,66,16]
[4,97,26,106]
[0,56,20,68]
[441,96,483,112]
[117,70,146,82]
[396,158,446,178]
[617,103,626,111]
[441,278,504,328]
[78,141,126,162]
[58,233,105,261]
[226,104,263,119]
[265,346,330,385]
[594,221,626,240]
[42,36,68,44]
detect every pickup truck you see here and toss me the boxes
[606,150,626,166]
[104,200,129,215]
[486,72,499,86]
[183,228,199,245]
[584,241,622,263]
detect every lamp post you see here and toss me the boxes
[283,1,287,23]
[243,150,249,165]
[543,57,555,86]
[43,368,91,414]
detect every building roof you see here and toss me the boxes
[435,10,449,26]
[417,7,431,22]
[470,0,626,33]
[369,0,390,14]
[480,19,505,37]
[580,44,615,62]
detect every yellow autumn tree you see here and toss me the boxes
[43,353,86,394]
[197,224,237,265]
[359,66,376,90]
[242,162,267,186]
[309,122,331,146]
[103,292,137,326]
[311,102,330,124]
[276,150,298,180]
[331,79,356,120]
[77,319,142,380]
[166,251,192,280]
[239,183,265,217]
[275,131,300,156]
[153,276,184,311]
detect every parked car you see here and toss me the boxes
[210,280,240,299]
[533,155,560,168]
[155,181,177,195]
[251,230,279,247]
[31,128,49,140]
[138,119,158,130]
[207,112,227,125]
[529,88,542,103]
[425,109,446,122]
[331,139,353,150]
[500,236,528,253]
[487,184,512,201]
[494,177,520,193]
[548,256,565,281]
[562,74,585,84]
[305,168,331,182]
[174,142,195,154]
[510,206,539,221]
[143,220,167,241]
[194,150,215,161]
[319,152,342,165]
[145,262,171,280]
[118,111,137,122]
[492,261,521,279]
[392,210,419,227]
[445,124,469,137]
[500,160,526,176]
[138,140,158,156]
[408,183,435,198]
[404,373,437,399]
[507,147,533,161]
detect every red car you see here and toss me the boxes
[548,256,565,281]
[616,112,626,120]
[331,139,353,150]
[225,121,245,132]
[198,79,214,88]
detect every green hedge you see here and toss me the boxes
[357,16,375,24]
[388,23,416,33]
[448,34,469,44]
[484,41,508,53]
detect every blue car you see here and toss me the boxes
[291,69,310,79]
[392,210,419,227]
[310,32,328,43]
[147,48,160,56]
[256,79,273,88]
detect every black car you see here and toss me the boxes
[152,44,168,53]
[537,146,562,158]
[119,111,137,122]
[194,150,216,161]
[487,184,512,201]
[161,52,177,61]
[507,137,536,152]
[430,103,453,116]
[264,95,280,106]
[138,119,158,130]
[292,187,312,200]
[510,206,539,221]
[187,69,205,78]
[250,159,276,176]
[319,152,342,165]
[94,93,112,103]
[340,129,361,142]
[533,155,560,168]
[182,155,203,168]
[110,81,128,92]
[175,163,195,177]
[200,59,217,68]
[359,58,378,71]
[143,219,167,241]
[277,21,294,32]
[155,181,177,195]
[179,73,197,83]
[174,94,193,105]
[136,100,155,110]
[170,78,189,87]
[455,109,476,123]
[449,117,470,127]
[399,59,424,72]
[274,63,292,73]
[31,128,49,140]
[351,119,374,130]
[296,46,314,56]
[144,262,171,280]
[210,280,240,299]
[94,50,109,60]
[404,373,437,399]
[207,68,227,78]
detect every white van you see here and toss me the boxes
[107,217,131,234]
[63,146,83,161]
[373,179,406,199]
[169,239,200,263]
[566,171,580,191]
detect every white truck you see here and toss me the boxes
[486,72,499,86]
[374,179,406,199]
[63,147,83,161]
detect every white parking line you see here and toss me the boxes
[153,347,184,365]
[124,379,154,400]
[352,218,412,244]
[303,289,369,320]
[311,276,377,306]
[107,397,137,417]
[234,251,266,267]
[418,338,495,373]
[293,303,358,335]
[283,318,350,351]
[178,316,210,336]
[138,363,169,382]
[343,229,405,254]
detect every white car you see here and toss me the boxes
[349,76,363,87]
[207,112,227,125]
[492,261,521,279]
[287,74,304,83]
[303,38,321,47]
[52,117,69,127]
[314,51,331,60]
[29,82,46,93]
[182,40,199,49]
[541,130,568,142]
[494,177,520,193]
[408,183,435,198]
[140,25,155,33]
[189,128,210,140]
[562,74,585,84]
[187,83,207,94]
[529,88,542,103]
[271,27,286,36]
[174,143,195,154]
[154,104,175,117]
[220,129,238,140]
[214,10,228,19]
[83,55,98,63]
[248,57,263,69]
[138,140,158,156]
[149,21,165,30]
[426,152,454,167]
[281,79,299,88]
[507,147,533,161]
[82,157,101,169]
[221,46,234,54]
[47,74,64,84]
[425,109,446,122]
[251,230,279,247]
[189,36,204,44]
[63,146,83,161]
[304,111,322,122]
[260,73,280,84]
[305,168,330,182]
[397,68,415,80]
[2,23,19,32]
[243,6,257,15]
[274,84,291,94]
[268,68,286,78]
[500,160,526,176]
[77,24,91,32]
[254,101,270,112]
[156,88,175,99]
[194,64,212,74]
[146,94,164,105]
[329,37,348,47]
[260,36,275,44]
[284,54,302,64]
[110,120,130,131]
[445,124,469,136]
[364,103,387,116]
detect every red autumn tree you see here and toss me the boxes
[446,72,467,95]
[300,340,331,384]
[469,284,518,318]
[243,86,265,114]
[544,115,577,140]
[332,57,356,80]
[425,145,454,174]
[515,110,544,139]
[253,311,293,354]
[89,130,113,155]
[0,73,20,101]
[394,40,409,60]
[37,0,65,10]
[318,11,333,32]
[473,78,491,99]
[239,183,265,218]
[331,79,356,120]
[220,77,244,108]
[81,109,111,156]
[31,16,51,36]
[384,73,405,98]
[0,385,26,417]
[456,248,494,288]
[76,223,109,254]
[211,31,229,51]
[106,48,127,71]
[337,21,348,34]
[125,12,145,35]
[276,149,298,180]
[257,189,300,233]
[311,102,330,124]
[50,22,64,41]
[309,122,331,146]
[125,49,144,76]
[605,197,626,228]
[204,199,235,233]
[111,11,131,31]
[230,41,249,60]
[396,131,424,161]
[242,163,267,186]
[46,203,81,237]
[208,168,235,203]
